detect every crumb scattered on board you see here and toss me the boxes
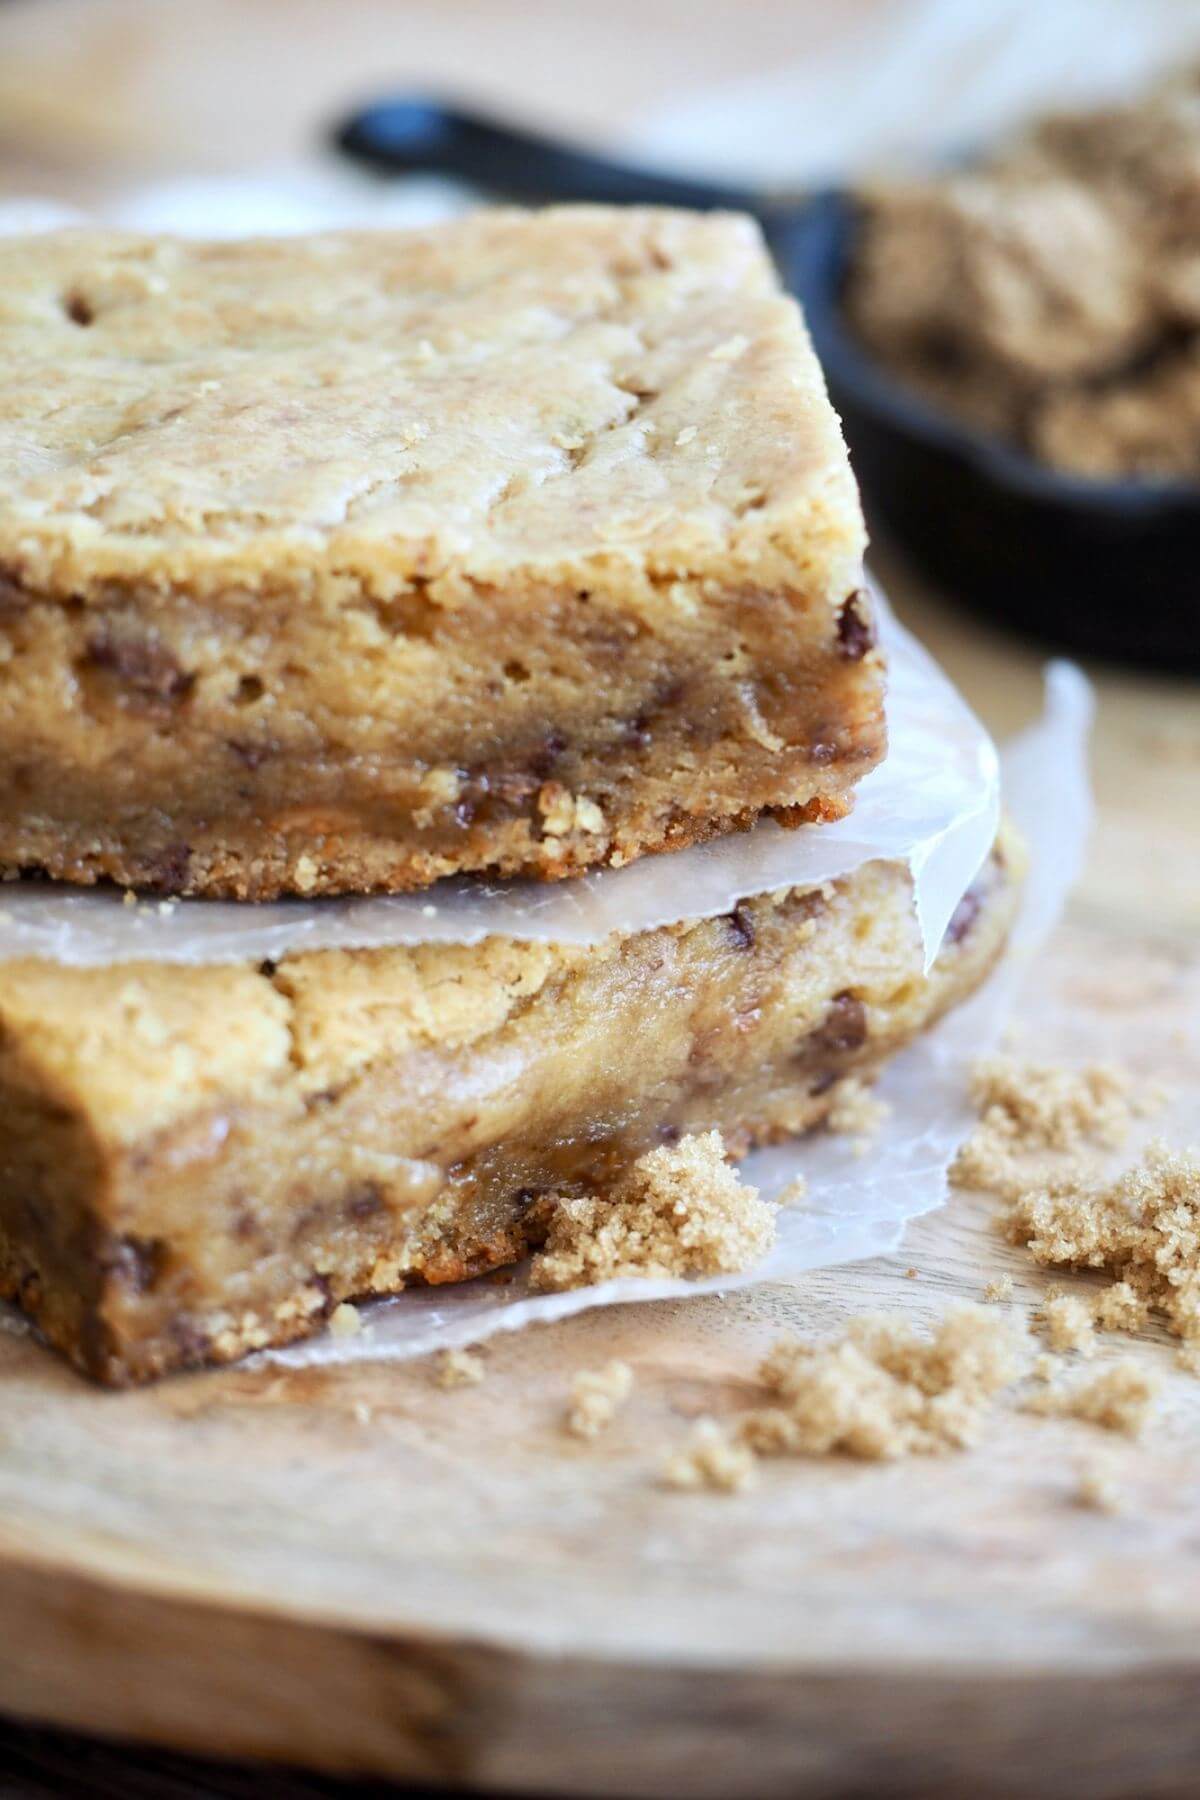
[983,1274,1014,1303]
[436,1347,485,1389]
[1012,1143,1200,1353]
[1023,1361,1161,1437]
[953,1056,1165,1200]
[328,1302,362,1339]
[955,1058,1197,1369]
[1092,1281,1149,1332]
[662,1419,758,1494]
[657,1282,1172,1494]
[740,1305,1026,1461]
[1041,1293,1097,1358]
[566,1361,634,1439]
[530,1131,777,1292]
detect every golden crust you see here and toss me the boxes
[0,209,864,602]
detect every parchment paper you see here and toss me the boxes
[0,597,998,974]
[268,660,1092,1369]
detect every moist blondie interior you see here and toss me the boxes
[0,209,881,898]
[0,837,1019,1384]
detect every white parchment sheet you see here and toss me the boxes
[0,598,997,974]
[268,660,1092,1370]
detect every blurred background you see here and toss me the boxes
[2,0,1198,206]
[0,0,1195,912]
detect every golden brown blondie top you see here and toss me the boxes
[0,208,863,601]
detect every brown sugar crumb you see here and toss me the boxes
[1032,1352,1059,1382]
[969,1056,1147,1149]
[566,1360,634,1439]
[825,1077,892,1155]
[1009,1143,1200,1354]
[1092,1280,1150,1334]
[1041,1293,1097,1358]
[529,1131,776,1293]
[1075,1456,1125,1514]
[435,1347,485,1389]
[662,1418,758,1493]
[846,64,1200,483]
[775,1174,808,1209]
[1024,1360,1161,1436]
[953,1056,1154,1201]
[738,1304,1026,1461]
[983,1274,1014,1303]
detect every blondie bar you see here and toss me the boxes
[0,209,880,898]
[0,840,1017,1384]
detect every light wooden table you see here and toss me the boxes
[0,4,1198,1795]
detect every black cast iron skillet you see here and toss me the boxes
[335,98,1200,672]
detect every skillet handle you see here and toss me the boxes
[333,95,764,216]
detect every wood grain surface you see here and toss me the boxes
[0,5,1198,1796]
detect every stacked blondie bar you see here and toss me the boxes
[0,209,1018,1382]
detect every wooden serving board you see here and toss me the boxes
[0,577,1199,1796]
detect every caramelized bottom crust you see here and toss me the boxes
[0,839,1019,1383]
[0,583,885,899]
[1,776,865,902]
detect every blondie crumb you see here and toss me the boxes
[983,1274,1014,1303]
[1024,1360,1161,1436]
[566,1361,634,1439]
[529,1131,776,1293]
[825,1077,891,1155]
[662,1418,758,1493]
[436,1347,486,1389]
[328,1301,362,1339]
[1041,1293,1097,1358]
[739,1304,1026,1461]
